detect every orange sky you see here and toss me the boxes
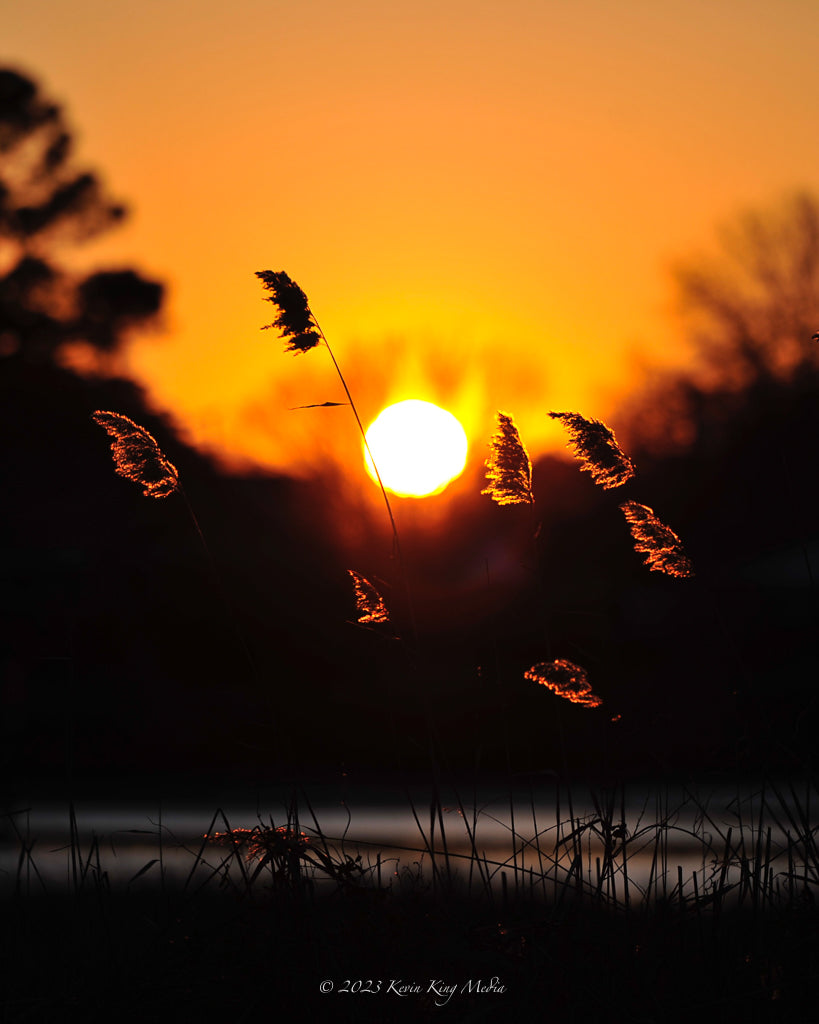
[5,0,819,483]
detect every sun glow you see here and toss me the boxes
[364,400,468,498]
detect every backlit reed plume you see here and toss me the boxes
[348,570,390,625]
[524,659,602,708]
[482,411,534,506]
[91,411,179,498]
[620,500,694,578]
[549,411,636,489]
[256,270,321,353]
[208,826,309,862]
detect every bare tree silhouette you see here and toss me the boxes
[672,190,819,388]
[624,191,819,457]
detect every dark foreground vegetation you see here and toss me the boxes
[3,819,818,1024]
[4,775,819,1023]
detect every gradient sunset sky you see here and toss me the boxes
[4,0,819,478]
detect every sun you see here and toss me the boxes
[364,400,469,498]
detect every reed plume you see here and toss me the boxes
[482,412,534,506]
[620,500,694,578]
[208,826,309,862]
[256,270,321,353]
[348,570,390,625]
[549,411,636,489]
[524,658,602,708]
[91,410,179,498]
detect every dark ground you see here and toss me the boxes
[3,872,818,1023]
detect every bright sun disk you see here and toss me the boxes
[364,400,468,497]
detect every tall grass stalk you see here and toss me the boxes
[92,410,260,683]
[314,318,402,552]
[256,271,403,561]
